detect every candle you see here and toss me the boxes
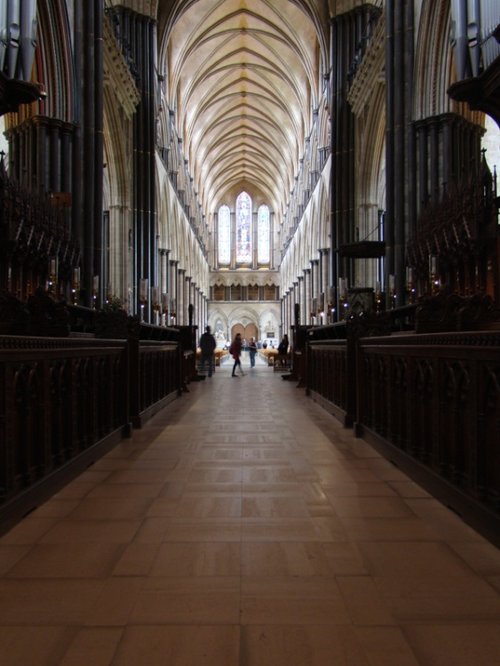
[140,278,148,301]
[152,286,159,306]
[72,267,80,285]
[161,292,168,311]
[92,275,99,293]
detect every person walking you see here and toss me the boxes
[248,336,257,367]
[230,332,244,376]
[199,325,216,377]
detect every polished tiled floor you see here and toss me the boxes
[1,356,500,665]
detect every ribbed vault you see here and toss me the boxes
[157,0,325,221]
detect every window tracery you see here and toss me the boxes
[217,193,272,269]
[257,205,270,265]
[236,191,252,263]
[218,204,231,265]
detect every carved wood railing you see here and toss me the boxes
[0,334,183,534]
[129,340,181,428]
[305,328,500,545]
[306,340,349,422]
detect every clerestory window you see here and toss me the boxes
[217,192,272,268]
[236,191,252,264]
[218,204,231,265]
[257,204,270,265]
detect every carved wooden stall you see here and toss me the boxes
[0,310,185,535]
[0,154,78,302]
[304,300,500,546]
[406,156,499,306]
[356,329,500,545]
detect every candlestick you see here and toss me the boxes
[91,275,99,309]
[48,257,58,293]
[406,268,415,303]
[429,256,439,294]
[161,292,168,313]
[152,286,160,310]
[71,267,80,305]
[374,281,382,312]
[388,274,396,309]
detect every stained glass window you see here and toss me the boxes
[257,205,270,264]
[218,205,231,265]
[236,192,252,263]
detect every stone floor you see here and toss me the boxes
[1,359,500,665]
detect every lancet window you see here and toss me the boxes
[216,192,272,268]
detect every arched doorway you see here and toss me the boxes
[230,322,258,346]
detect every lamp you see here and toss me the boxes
[139,278,148,321]
[92,275,99,309]
[338,277,349,319]
[375,281,382,312]
[388,274,396,308]
[152,286,160,325]
[71,267,80,305]
[406,267,415,303]
[48,256,58,293]
[429,256,439,294]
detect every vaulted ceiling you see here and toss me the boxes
[156,0,329,220]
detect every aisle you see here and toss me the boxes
[1,361,500,665]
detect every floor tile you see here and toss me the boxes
[0,626,75,666]
[150,542,241,577]
[0,365,498,666]
[113,626,240,666]
[241,625,370,665]
[6,542,125,578]
[59,627,123,666]
[403,623,500,665]
[130,577,241,624]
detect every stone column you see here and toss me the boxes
[170,260,178,324]
[297,275,304,326]
[303,268,311,324]
[311,259,319,306]
[321,249,330,297]
[108,204,131,306]
[159,249,169,297]
[292,283,298,336]
[282,292,288,340]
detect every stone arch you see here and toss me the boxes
[317,175,330,250]
[35,0,74,121]
[354,84,386,289]
[415,0,481,124]
[208,310,230,346]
